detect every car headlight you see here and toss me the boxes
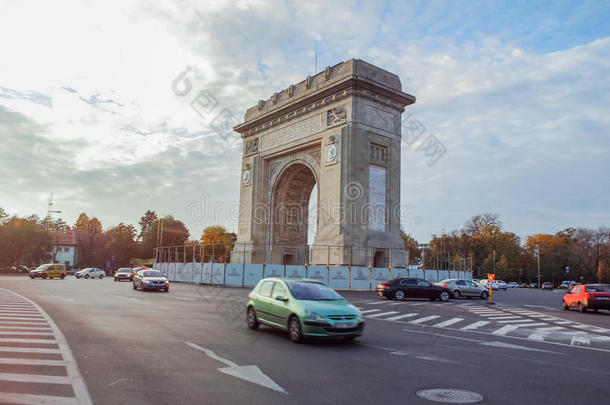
[305,310,326,322]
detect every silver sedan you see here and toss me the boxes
[435,279,488,299]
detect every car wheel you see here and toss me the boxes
[30,276,34,279]
[578,302,587,313]
[394,290,406,301]
[99,274,104,279]
[480,291,488,300]
[385,294,393,300]
[288,316,303,343]
[164,287,169,292]
[247,307,259,330]
[453,290,461,299]
[114,278,117,282]
[42,274,47,279]
[594,309,599,313]
[84,275,89,279]
[132,283,137,290]
[60,274,65,279]
[563,301,569,310]
[439,291,450,302]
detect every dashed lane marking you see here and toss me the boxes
[460,321,490,330]
[365,311,400,318]
[408,315,440,325]
[432,318,464,327]
[383,313,419,321]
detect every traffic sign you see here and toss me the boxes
[487,273,495,282]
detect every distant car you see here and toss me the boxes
[75,268,105,279]
[508,282,519,288]
[479,280,499,290]
[376,278,451,301]
[541,282,553,290]
[114,268,134,282]
[519,283,529,288]
[133,269,169,292]
[246,278,364,343]
[560,281,571,289]
[29,264,67,279]
[495,280,509,290]
[563,284,610,313]
[529,283,537,288]
[435,279,488,299]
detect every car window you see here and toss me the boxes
[456,280,466,286]
[142,271,163,277]
[467,281,477,287]
[585,285,610,292]
[259,281,274,297]
[400,279,417,286]
[417,279,431,287]
[285,281,342,301]
[272,282,286,298]
[573,286,581,294]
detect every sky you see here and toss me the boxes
[0,0,609,244]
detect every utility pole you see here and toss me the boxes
[536,244,541,288]
[46,193,61,230]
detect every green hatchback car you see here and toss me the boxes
[246,278,364,343]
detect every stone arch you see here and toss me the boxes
[269,160,318,264]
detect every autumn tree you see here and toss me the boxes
[74,213,103,266]
[400,231,421,265]
[0,216,52,266]
[105,223,137,267]
[200,225,234,262]
[138,210,158,241]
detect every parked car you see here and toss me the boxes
[246,278,364,343]
[75,268,105,279]
[114,268,134,282]
[29,263,67,279]
[435,279,488,299]
[541,282,553,290]
[508,282,519,288]
[519,283,529,288]
[479,280,499,290]
[560,280,571,289]
[563,284,610,313]
[376,278,452,301]
[132,269,169,292]
[529,283,537,288]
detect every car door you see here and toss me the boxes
[268,281,291,328]
[464,280,480,296]
[254,281,275,325]
[567,286,580,307]
[455,280,467,296]
[399,278,418,298]
[417,279,437,298]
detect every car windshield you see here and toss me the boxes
[142,271,163,278]
[117,269,131,273]
[285,281,343,301]
[35,264,51,270]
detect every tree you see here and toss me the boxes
[74,213,103,266]
[201,225,233,262]
[0,216,52,266]
[400,231,421,265]
[0,207,8,225]
[138,210,158,241]
[105,223,137,268]
[140,215,190,259]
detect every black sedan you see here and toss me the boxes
[376,278,452,301]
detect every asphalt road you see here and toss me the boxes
[1,276,609,405]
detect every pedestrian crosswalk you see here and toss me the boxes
[352,298,610,348]
[0,288,92,404]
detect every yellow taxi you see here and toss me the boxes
[29,263,67,279]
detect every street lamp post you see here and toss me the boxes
[536,244,541,289]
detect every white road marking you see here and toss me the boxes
[366,311,400,318]
[0,313,45,318]
[0,393,78,405]
[0,372,72,384]
[0,321,49,326]
[523,304,560,311]
[0,357,67,366]
[481,341,558,353]
[0,288,92,405]
[0,331,55,336]
[186,342,287,394]
[360,309,382,314]
[433,318,464,327]
[492,325,520,335]
[485,316,523,320]
[507,322,548,328]
[554,321,575,325]
[460,321,490,330]
[571,336,591,346]
[0,346,61,354]
[0,325,52,330]
[366,301,393,305]
[528,326,565,341]
[408,315,440,324]
[496,319,537,324]
[0,338,57,344]
[0,316,46,321]
[383,313,419,321]
[388,302,404,306]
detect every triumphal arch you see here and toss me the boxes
[231,59,415,267]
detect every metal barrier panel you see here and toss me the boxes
[392,268,408,278]
[168,263,177,281]
[161,262,169,277]
[329,266,349,290]
[224,263,244,286]
[175,263,185,282]
[350,266,370,290]
[410,269,424,279]
[438,270,450,281]
[264,264,284,278]
[306,266,328,284]
[424,270,437,283]
[153,263,160,270]
[202,263,212,284]
[244,264,264,286]
[372,268,390,287]
[449,271,459,279]
[193,263,202,282]
[285,265,306,278]
[212,263,225,284]
[183,263,193,282]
